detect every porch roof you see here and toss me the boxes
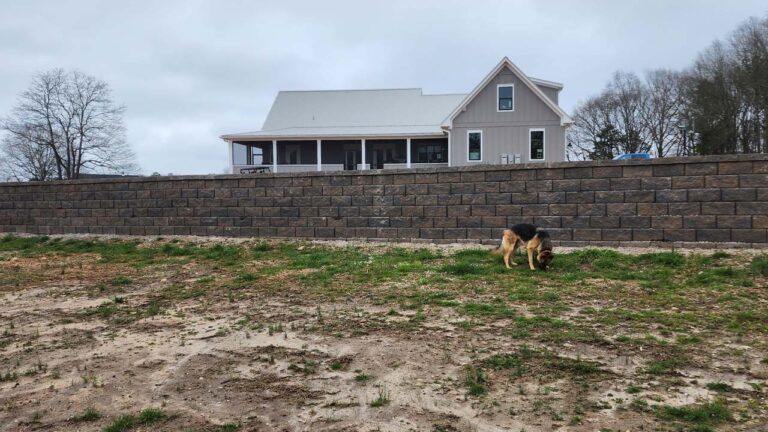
[221,125,448,141]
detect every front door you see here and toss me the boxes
[344,150,357,170]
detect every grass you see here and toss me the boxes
[370,387,391,407]
[102,408,167,432]
[751,255,768,276]
[705,382,734,392]
[71,407,100,422]
[110,276,132,286]
[656,399,733,428]
[0,371,18,382]
[645,355,687,375]
[215,424,241,432]
[4,236,766,339]
[354,372,372,383]
[464,365,488,396]
[461,346,607,398]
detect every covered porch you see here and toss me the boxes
[231,137,448,173]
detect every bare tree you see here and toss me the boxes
[1,69,138,180]
[570,73,651,160]
[641,69,684,157]
[569,93,614,160]
[606,71,649,154]
[0,125,57,181]
[730,17,768,153]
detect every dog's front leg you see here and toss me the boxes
[526,246,536,271]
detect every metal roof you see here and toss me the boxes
[222,89,464,140]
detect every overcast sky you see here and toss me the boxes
[1,1,766,175]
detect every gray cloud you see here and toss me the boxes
[1,0,766,174]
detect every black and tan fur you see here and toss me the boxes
[495,224,554,271]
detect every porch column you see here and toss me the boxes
[447,131,451,167]
[272,140,277,173]
[316,139,322,172]
[227,140,234,174]
[406,138,411,168]
[361,139,367,170]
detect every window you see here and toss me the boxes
[233,142,272,165]
[232,143,248,165]
[416,144,446,163]
[410,139,447,164]
[468,131,482,162]
[530,129,545,161]
[498,84,514,111]
[251,146,264,165]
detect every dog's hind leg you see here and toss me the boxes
[504,244,517,268]
[502,232,519,268]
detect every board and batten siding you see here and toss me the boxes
[451,124,565,165]
[450,67,566,165]
[536,85,559,105]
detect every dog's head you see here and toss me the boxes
[537,250,553,271]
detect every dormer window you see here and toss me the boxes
[497,84,514,111]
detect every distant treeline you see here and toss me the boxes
[569,15,768,160]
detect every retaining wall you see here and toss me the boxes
[2,154,768,247]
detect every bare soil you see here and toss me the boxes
[0,236,766,431]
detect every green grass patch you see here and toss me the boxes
[461,301,516,318]
[71,407,100,422]
[109,276,132,286]
[465,346,604,397]
[751,255,768,276]
[441,262,484,276]
[655,399,733,427]
[705,382,734,393]
[369,387,391,407]
[464,365,487,396]
[354,373,372,383]
[645,356,687,375]
[214,424,241,432]
[102,408,167,432]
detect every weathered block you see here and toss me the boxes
[686,163,718,176]
[702,202,735,215]
[696,229,731,243]
[573,229,601,241]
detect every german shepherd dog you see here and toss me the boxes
[495,224,554,271]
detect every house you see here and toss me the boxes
[221,57,572,174]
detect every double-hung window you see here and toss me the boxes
[497,84,514,111]
[530,129,545,161]
[468,130,482,162]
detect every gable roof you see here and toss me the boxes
[442,57,573,127]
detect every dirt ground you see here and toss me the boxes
[0,235,767,431]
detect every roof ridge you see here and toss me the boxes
[261,123,445,132]
[279,88,422,93]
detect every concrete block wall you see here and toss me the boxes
[2,154,768,247]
